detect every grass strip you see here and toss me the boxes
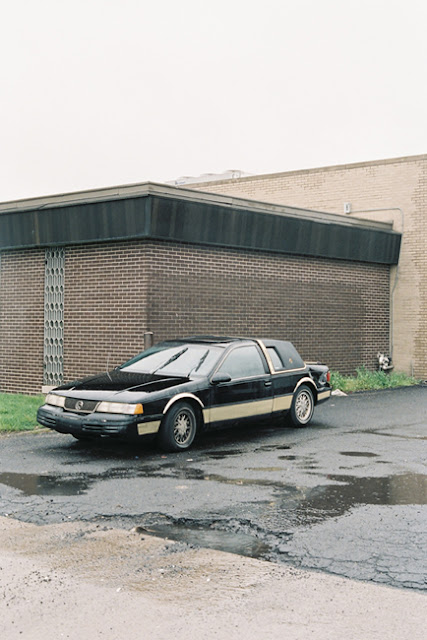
[0,393,45,432]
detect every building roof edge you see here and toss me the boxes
[0,181,395,233]
[185,153,427,187]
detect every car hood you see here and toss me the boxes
[57,370,190,394]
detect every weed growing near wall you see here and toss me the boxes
[331,368,420,393]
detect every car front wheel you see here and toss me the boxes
[158,402,198,452]
[289,385,314,427]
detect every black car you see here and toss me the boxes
[37,337,331,451]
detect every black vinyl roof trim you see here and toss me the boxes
[0,184,401,265]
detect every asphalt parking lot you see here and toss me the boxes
[0,385,426,591]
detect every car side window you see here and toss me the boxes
[217,346,267,379]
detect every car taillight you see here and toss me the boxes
[326,371,331,383]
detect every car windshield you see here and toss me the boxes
[120,343,223,378]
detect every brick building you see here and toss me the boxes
[0,183,400,394]
[185,155,427,379]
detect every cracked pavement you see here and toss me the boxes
[0,385,426,591]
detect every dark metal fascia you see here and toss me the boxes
[0,191,401,265]
[0,195,152,250]
[148,196,401,265]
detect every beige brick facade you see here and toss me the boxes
[187,155,427,378]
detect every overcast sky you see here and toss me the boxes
[1,0,426,202]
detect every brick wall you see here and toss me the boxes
[64,242,149,381]
[0,239,390,393]
[146,241,389,375]
[0,249,45,394]
[188,155,427,377]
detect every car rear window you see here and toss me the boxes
[267,347,283,370]
[265,342,305,371]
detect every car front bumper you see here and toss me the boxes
[37,405,163,439]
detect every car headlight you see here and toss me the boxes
[96,402,143,415]
[46,393,66,408]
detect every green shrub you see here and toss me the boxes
[331,368,420,393]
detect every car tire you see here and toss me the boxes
[289,384,314,427]
[158,402,198,452]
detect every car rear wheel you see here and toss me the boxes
[158,402,198,452]
[289,384,314,427]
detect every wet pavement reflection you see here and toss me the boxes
[1,386,426,591]
[1,467,425,548]
[140,517,271,559]
[133,472,427,559]
[0,472,90,496]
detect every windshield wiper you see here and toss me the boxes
[151,347,188,374]
[188,349,209,377]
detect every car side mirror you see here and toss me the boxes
[210,373,232,385]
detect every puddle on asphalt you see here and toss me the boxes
[247,467,284,472]
[138,519,272,559]
[340,451,379,458]
[2,467,426,564]
[206,449,244,460]
[0,472,90,496]
[280,472,427,529]
[320,473,427,507]
[208,445,292,460]
[255,444,291,452]
[137,473,427,560]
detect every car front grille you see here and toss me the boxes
[64,398,98,414]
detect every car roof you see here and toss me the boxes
[159,336,301,355]
[162,336,253,347]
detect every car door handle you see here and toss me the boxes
[264,381,272,387]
